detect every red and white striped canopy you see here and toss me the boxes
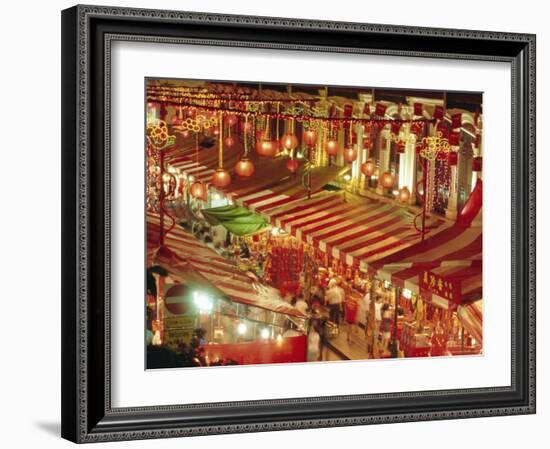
[258,191,452,269]
[147,213,305,318]
[368,181,483,308]
[458,300,483,343]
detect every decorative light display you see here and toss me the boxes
[235,116,255,178]
[286,158,299,174]
[211,112,232,189]
[380,171,395,189]
[325,138,339,156]
[397,186,411,203]
[361,159,376,177]
[420,131,451,161]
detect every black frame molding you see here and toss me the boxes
[61,4,536,443]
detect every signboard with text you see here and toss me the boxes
[419,270,462,304]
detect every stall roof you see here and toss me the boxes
[368,180,483,308]
[256,190,452,269]
[201,204,269,236]
[147,213,305,318]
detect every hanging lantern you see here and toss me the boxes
[234,158,255,178]
[398,186,411,203]
[344,145,358,163]
[223,135,236,149]
[224,114,238,127]
[360,159,376,177]
[256,139,277,157]
[189,181,207,201]
[286,158,299,174]
[211,127,220,137]
[325,139,339,156]
[211,168,231,188]
[280,133,299,151]
[380,172,395,189]
[303,129,317,147]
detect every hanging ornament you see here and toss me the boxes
[235,158,255,177]
[211,111,232,189]
[380,172,395,189]
[344,146,357,163]
[190,181,207,201]
[286,158,299,174]
[212,168,232,188]
[360,159,376,177]
[223,135,235,149]
[325,139,339,156]
[448,151,458,166]
[281,133,299,151]
[256,115,277,157]
[343,124,357,163]
[224,114,238,127]
[303,128,317,147]
[235,115,255,178]
[397,186,411,203]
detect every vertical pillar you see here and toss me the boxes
[376,128,391,195]
[445,163,458,220]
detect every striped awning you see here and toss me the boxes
[257,190,452,268]
[458,300,483,343]
[147,213,305,318]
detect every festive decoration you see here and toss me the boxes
[190,181,207,201]
[449,131,460,146]
[235,158,255,177]
[211,112,231,188]
[375,103,387,116]
[420,131,451,160]
[448,151,458,166]
[223,135,236,149]
[451,113,462,129]
[433,105,445,119]
[361,159,376,177]
[325,138,339,156]
[398,186,411,203]
[224,114,238,126]
[286,158,299,174]
[147,119,176,150]
[281,133,299,151]
[212,168,232,188]
[380,172,395,189]
[413,102,423,116]
[256,138,277,157]
[344,145,358,163]
[303,129,317,147]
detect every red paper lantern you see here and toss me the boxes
[286,158,299,174]
[303,129,317,147]
[448,151,458,166]
[380,172,395,189]
[436,122,449,138]
[325,139,339,156]
[398,186,411,203]
[224,114,238,126]
[189,181,207,201]
[472,156,482,172]
[363,103,371,115]
[413,103,423,116]
[360,159,376,177]
[234,158,255,178]
[280,133,299,151]
[344,146,358,163]
[211,168,231,188]
[223,135,236,149]
[256,139,277,157]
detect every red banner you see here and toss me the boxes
[419,269,462,304]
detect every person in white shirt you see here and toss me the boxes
[295,296,309,315]
[325,279,345,325]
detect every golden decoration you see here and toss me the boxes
[147,119,175,150]
[420,131,451,160]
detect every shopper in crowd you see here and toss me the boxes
[307,322,322,362]
[326,278,345,325]
[380,303,393,353]
[295,294,309,315]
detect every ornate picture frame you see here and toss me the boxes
[61,5,535,443]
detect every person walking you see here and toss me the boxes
[326,279,345,326]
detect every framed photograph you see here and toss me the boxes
[61,4,536,443]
